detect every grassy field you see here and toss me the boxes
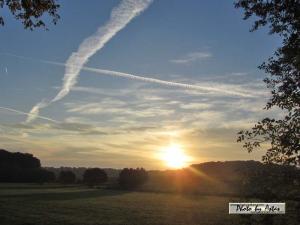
[0,184,297,225]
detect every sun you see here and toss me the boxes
[161,144,189,169]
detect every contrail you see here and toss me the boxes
[81,66,254,97]
[0,106,59,123]
[1,53,256,98]
[26,0,153,123]
[25,100,50,124]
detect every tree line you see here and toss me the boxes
[1,149,299,199]
[0,149,148,188]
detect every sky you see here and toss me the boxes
[0,0,282,169]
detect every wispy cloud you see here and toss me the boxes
[26,0,153,123]
[4,121,109,136]
[65,100,174,118]
[170,51,212,64]
[180,103,211,110]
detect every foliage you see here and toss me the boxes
[58,170,76,184]
[118,168,148,189]
[0,0,60,30]
[83,168,108,187]
[35,168,55,183]
[45,167,120,180]
[0,149,40,169]
[241,164,300,200]
[0,149,55,183]
[0,167,55,183]
[236,0,300,166]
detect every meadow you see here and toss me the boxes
[0,184,298,225]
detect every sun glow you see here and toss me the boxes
[161,144,189,169]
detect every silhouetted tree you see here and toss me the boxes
[0,149,41,169]
[0,0,60,30]
[118,168,148,189]
[236,0,300,166]
[37,169,56,183]
[239,164,300,225]
[83,168,107,187]
[27,168,56,183]
[240,164,300,200]
[0,149,56,183]
[58,170,76,184]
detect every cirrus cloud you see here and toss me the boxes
[170,51,212,64]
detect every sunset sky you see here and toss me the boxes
[0,0,281,169]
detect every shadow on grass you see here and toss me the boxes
[1,189,129,201]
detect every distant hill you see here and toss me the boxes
[189,160,264,182]
[143,160,299,197]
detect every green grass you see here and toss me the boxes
[0,184,297,225]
